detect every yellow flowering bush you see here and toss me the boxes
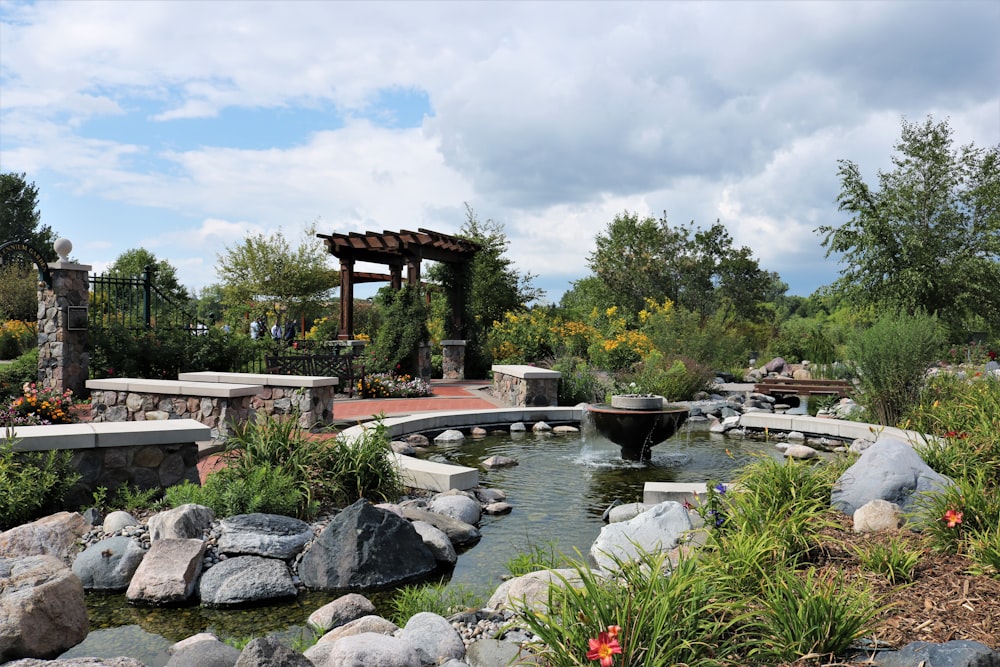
[5,382,76,425]
[0,319,36,359]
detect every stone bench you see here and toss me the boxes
[86,378,263,439]
[491,365,561,407]
[9,419,209,507]
[178,371,337,427]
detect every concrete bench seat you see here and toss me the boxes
[87,378,263,398]
[178,371,338,389]
[8,419,209,506]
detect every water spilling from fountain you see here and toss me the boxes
[585,394,690,460]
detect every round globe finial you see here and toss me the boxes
[54,238,72,261]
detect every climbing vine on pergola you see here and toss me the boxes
[316,228,479,340]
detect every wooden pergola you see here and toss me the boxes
[317,228,479,340]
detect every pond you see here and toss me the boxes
[60,419,775,665]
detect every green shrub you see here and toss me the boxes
[0,348,38,404]
[165,464,304,517]
[551,356,604,406]
[846,310,945,426]
[389,582,485,626]
[854,537,922,585]
[0,434,80,530]
[504,538,568,577]
[323,420,404,506]
[622,352,713,401]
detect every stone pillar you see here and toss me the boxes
[418,341,432,382]
[441,340,466,380]
[38,241,91,398]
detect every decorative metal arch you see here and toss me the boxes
[0,239,53,287]
[317,228,479,339]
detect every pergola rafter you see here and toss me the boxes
[317,227,479,339]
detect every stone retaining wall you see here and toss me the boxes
[89,390,257,438]
[68,442,200,508]
[490,365,560,407]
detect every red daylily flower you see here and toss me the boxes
[943,509,963,528]
[587,630,623,667]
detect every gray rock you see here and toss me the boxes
[783,444,818,459]
[0,555,89,662]
[429,493,481,526]
[391,440,415,455]
[411,520,458,565]
[553,425,578,434]
[473,488,506,503]
[435,429,465,443]
[317,615,399,643]
[831,437,953,515]
[307,593,376,633]
[298,499,437,592]
[872,640,1000,667]
[483,502,513,515]
[102,511,139,534]
[482,455,518,469]
[509,422,526,432]
[405,433,430,447]
[397,612,466,665]
[0,512,89,566]
[531,421,552,432]
[853,499,903,533]
[72,536,146,591]
[198,555,296,608]
[4,659,148,667]
[590,501,692,572]
[147,504,214,541]
[217,513,312,560]
[126,538,205,605]
[166,633,241,667]
[399,506,482,547]
[324,632,422,667]
[607,502,653,523]
[235,636,312,667]
[465,639,526,667]
[487,568,584,613]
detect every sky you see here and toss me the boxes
[2,1,998,305]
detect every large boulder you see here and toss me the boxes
[147,504,214,541]
[298,499,437,592]
[0,555,89,661]
[323,632,423,667]
[5,659,148,666]
[198,555,297,608]
[487,568,584,613]
[217,513,312,560]
[399,505,481,547]
[872,639,1000,667]
[72,536,146,591]
[396,612,466,665]
[589,501,692,572]
[307,593,376,633]
[428,492,481,526]
[235,636,312,667]
[166,633,242,667]
[126,538,206,605]
[0,512,89,566]
[410,520,457,566]
[831,437,953,516]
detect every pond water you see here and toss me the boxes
[60,419,776,664]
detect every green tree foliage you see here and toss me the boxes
[1,173,58,322]
[216,224,339,327]
[107,247,190,303]
[819,116,1000,338]
[1,173,57,258]
[587,211,780,323]
[369,284,429,376]
[430,205,543,377]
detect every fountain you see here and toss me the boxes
[587,395,690,461]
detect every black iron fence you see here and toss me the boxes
[89,267,203,331]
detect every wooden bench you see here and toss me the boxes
[753,377,854,398]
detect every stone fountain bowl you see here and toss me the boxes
[588,396,690,461]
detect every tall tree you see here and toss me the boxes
[588,211,778,322]
[430,204,544,376]
[216,224,339,326]
[1,172,57,259]
[107,248,190,302]
[818,116,1000,337]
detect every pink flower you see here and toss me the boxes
[587,630,623,667]
[943,509,963,528]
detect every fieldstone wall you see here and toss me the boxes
[89,390,257,438]
[37,261,91,398]
[491,366,560,407]
[89,385,335,435]
[441,340,466,380]
[66,443,200,508]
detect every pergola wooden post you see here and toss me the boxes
[317,228,479,341]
